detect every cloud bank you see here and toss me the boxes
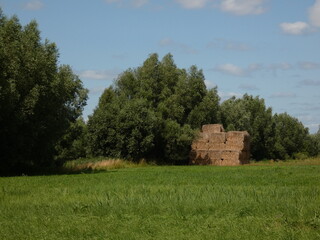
[280,0,320,35]
[220,0,266,15]
[23,0,44,10]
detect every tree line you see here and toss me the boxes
[1,11,319,174]
[85,53,319,163]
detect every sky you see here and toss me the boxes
[1,0,320,133]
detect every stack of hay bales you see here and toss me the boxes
[190,124,250,166]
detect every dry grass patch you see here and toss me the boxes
[249,157,320,166]
[64,158,149,172]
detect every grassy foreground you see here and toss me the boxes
[0,161,319,239]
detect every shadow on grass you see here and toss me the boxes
[0,165,109,177]
[0,158,150,177]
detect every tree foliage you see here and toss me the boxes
[0,10,87,174]
[272,113,310,159]
[220,95,317,160]
[220,94,275,160]
[88,53,318,162]
[87,53,220,163]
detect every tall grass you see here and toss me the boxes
[63,157,150,172]
[0,162,319,239]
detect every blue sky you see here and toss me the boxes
[1,0,320,133]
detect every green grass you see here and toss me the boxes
[0,162,319,239]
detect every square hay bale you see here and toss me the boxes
[198,132,210,139]
[192,139,210,150]
[226,131,249,141]
[209,143,226,151]
[193,150,211,165]
[221,158,241,166]
[196,142,210,150]
[208,150,222,160]
[211,158,222,165]
[190,124,250,166]
[225,141,248,151]
[202,124,225,134]
[221,150,240,159]
[209,132,226,143]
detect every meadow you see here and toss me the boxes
[0,160,319,239]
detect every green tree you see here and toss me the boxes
[0,10,87,174]
[187,87,220,129]
[220,94,274,160]
[273,113,310,159]
[87,53,220,164]
[307,126,320,156]
[54,118,88,164]
[87,91,158,161]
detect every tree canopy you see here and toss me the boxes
[0,10,88,174]
[87,53,318,163]
[87,53,220,164]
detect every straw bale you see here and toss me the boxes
[202,124,224,134]
[193,150,211,165]
[226,131,249,142]
[192,139,209,150]
[196,142,210,150]
[208,150,222,160]
[221,158,241,166]
[209,143,226,151]
[225,141,249,151]
[190,124,250,166]
[209,132,226,143]
[221,150,240,160]
[199,132,210,139]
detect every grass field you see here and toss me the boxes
[0,160,319,239]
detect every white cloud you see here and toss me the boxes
[215,64,245,76]
[298,61,320,70]
[174,0,209,9]
[78,70,119,80]
[306,123,320,133]
[159,38,173,46]
[270,92,297,98]
[207,38,251,51]
[239,84,259,90]
[132,0,149,8]
[89,86,107,95]
[220,0,266,16]
[159,38,197,54]
[266,62,293,76]
[205,80,217,89]
[214,63,261,77]
[298,79,320,86]
[269,63,293,71]
[23,0,44,10]
[105,0,148,8]
[279,1,320,36]
[279,22,312,35]
[219,91,243,101]
[309,0,320,27]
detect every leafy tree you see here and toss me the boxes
[0,10,87,174]
[54,118,88,164]
[272,113,310,159]
[187,87,220,129]
[307,126,320,157]
[87,89,158,161]
[87,53,220,163]
[220,94,274,160]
